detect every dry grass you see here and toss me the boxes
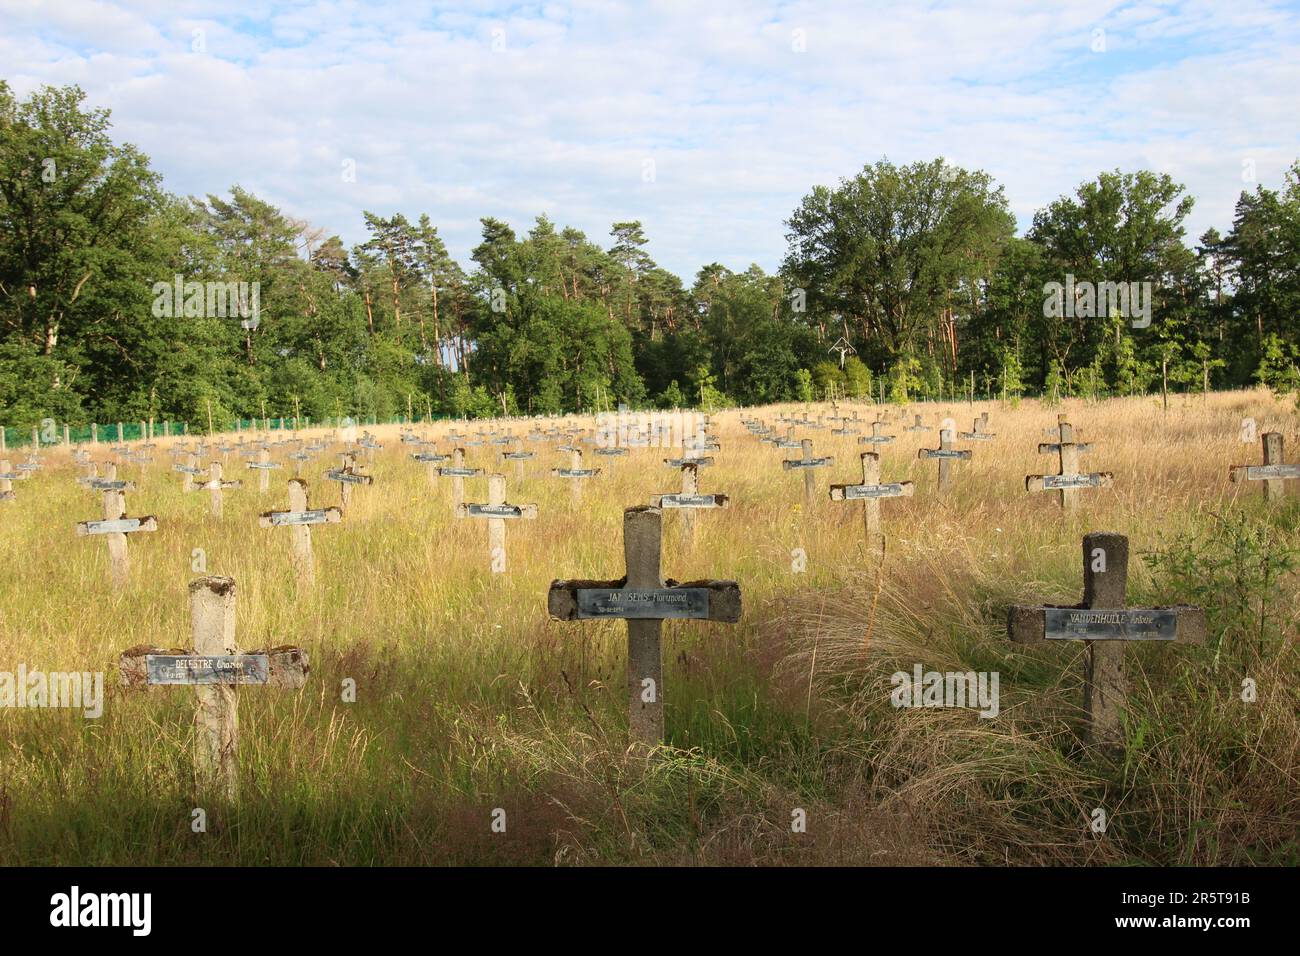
[0,388,1296,864]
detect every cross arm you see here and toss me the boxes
[547,577,742,622]
[119,644,310,687]
[1024,472,1113,492]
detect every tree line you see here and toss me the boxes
[2,81,1298,430]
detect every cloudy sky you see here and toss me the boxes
[2,0,1298,279]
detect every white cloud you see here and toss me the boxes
[1,0,1297,278]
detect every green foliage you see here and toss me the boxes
[793,368,814,403]
[842,356,872,399]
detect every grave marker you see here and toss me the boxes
[175,452,203,492]
[435,448,480,512]
[782,438,834,502]
[830,452,914,551]
[651,462,728,544]
[76,462,157,584]
[1027,421,1111,510]
[548,507,742,744]
[245,448,281,491]
[1230,432,1299,501]
[918,428,971,493]
[455,473,537,573]
[1007,533,1206,749]
[326,452,374,513]
[119,577,309,803]
[857,421,895,445]
[259,479,341,584]
[201,461,242,518]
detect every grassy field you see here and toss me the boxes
[1,389,1297,866]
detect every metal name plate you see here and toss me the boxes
[174,466,203,475]
[859,435,894,443]
[246,461,281,469]
[921,450,970,459]
[266,509,335,526]
[1044,608,1178,641]
[784,458,830,468]
[594,448,629,456]
[466,503,524,518]
[145,654,270,685]
[502,452,534,460]
[0,472,22,480]
[664,458,712,468]
[575,587,711,619]
[658,494,722,508]
[843,483,907,499]
[412,453,449,462]
[438,467,479,477]
[17,462,40,471]
[326,470,371,484]
[958,433,995,440]
[80,517,151,535]
[556,469,598,477]
[1043,474,1103,489]
[1246,464,1300,481]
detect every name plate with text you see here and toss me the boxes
[1044,608,1178,641]
[858,435,894,444]
[326,470,372,484]
[502,452,535,460]
[412,453,449,463]
[437,467,480,477]
[78,517,157,535]
[594,448,629,456]
[465,503,526,518]
[263,508,340,526]
[658,493,725,508]
[145,654,270,685]
[920,449,971,460]
[1043,473,1105,489]
[664,457,713,468]
[843,483,907,499]
[575,587,711,619]
[1246,464,1300,481]
[555,468,598,478]
[783,457,831,469]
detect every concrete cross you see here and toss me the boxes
[547,507,741,745]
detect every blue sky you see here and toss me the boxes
[2,0,1298,280]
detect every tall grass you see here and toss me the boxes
[0,389,1296,864]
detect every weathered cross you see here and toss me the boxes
[918,428,971,493]
[782,438,834,502]
[175,452,203,492]
[1027,420,1111,510]
[259,479,341,584]
[830,452,914,552]
[201,461,242,518]
[551,448,600,503]
[0,457,25,502]
[547,506,742,745]
[857,420,894,446]
[652,462,729,544]
[119,576,309,804]
[455,473,537,574]
[246,447,282,491]
[500,442,535,483]
[1007,532,1206,749]
[435,447,481,512]
[411,444,449,486]
[76,462,157,584]
[958,416,995,441]
[1230,432,1300,502]
[326,451,374,513]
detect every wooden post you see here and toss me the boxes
[1230,432,1299,502]
[75,462,157,584]
[247,447,279,492]
[202,461,241,518]
[1029,421,1110,511]
[551,448,598,504]
[830,452,913,553]
[0,459,15,502]
[119,577,310,806]
[259,479,341,585]
[455,473,537,573]
[326,452,374,514]
[782,438,834,503]
[918,428,971,493]
[1008,533,1206,750]
[547,507,741,745]
[434,448,480,512]
[176,452,201,492]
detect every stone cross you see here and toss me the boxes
[246,447,281,491]
[455,473,537,574]
[1230,432,1299,502]
[830,452,914,552]
[76,462,157,584]
[326,452,374,513]
[1028,420,1111,510]
[551,448,599,504]
[918,428,971,493]
[201,461,242,518]
[547,506,742,745]
[259,479,341,584]
[412,445,450,486]
[782,438,834,502]
[905,414,927,433]
[652,462,729,544]
[175,452,203,492]
[501,442,535,483]
[958,416,995,440]
[858,420,894,446]
[435,448,481,512]
[1007,533,1206,749]
[119,576,309,804]
[0,458,24,502]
